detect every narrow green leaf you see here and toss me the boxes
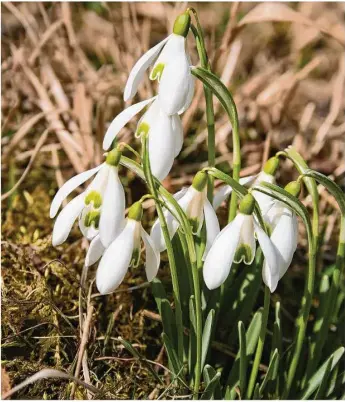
[189,296,197,376]
[203,364,221,399]
[314,358,333,399]
[259,348,279,396]
[301,346,345,399]
[253,383,260,399]
[201,309,215,370]
[201,366,221,400]
[238,321,247,396]
[162,332,183,375]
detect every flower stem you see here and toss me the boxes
[246,285,270,399]
[141,136,184,366]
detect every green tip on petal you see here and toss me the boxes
[128,201,143,221]
[239,193,255,215]
[263,156,279,175]
[85,190,102,208]
[173,11,191,37]
[136,121,150,138]
[285,181,301,197]
[106,148,122,167]
[192,171,208,192]
[234,244,253,265]
[150,63,165,81]
[84,210,100,229]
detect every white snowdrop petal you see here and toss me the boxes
[96,220,136,294]
[50,165,103,218]
[79,207,99,240]
[212,175,258,210]
[99,167,126,248]
[202,198,220,260]
[203,214,244,290]
[124,36,171,101]
[172,114,184,157]
[237,215,256,265]
[254,222,280,292]
[148,111,176,180]
[85,235,105,267]
[103,97,155,150]
[141,228,160,281]
[178,74,195,115]
[270,209,298,280]
[52,192,85,246]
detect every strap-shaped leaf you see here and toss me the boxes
[189,296,197,376]
[314,358,333,399]
[253,383,260,399]
[259,348,279,396]
[201,365,222,400]
[301,346,345,399]
[162,332,183,375]
[238,321,247,396]
[201,309,215,370]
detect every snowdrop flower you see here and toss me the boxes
[203,193,280,292]
[96,201,160,294]
[50,149,125,248]
[124,11,194,116]
[261,181,300,282]
[103,97,183,181]
[213,157,280,215]
[151,171,220,258]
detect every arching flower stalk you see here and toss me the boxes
[213,156,280,216]
[151,171,220,258]
[124,11,194,116]
[203,193,280,292]
[50,148,125,248]
[103,97,183,181]
[96,201,160,295]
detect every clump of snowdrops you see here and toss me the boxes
[50,9,345,400]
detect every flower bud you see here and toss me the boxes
[173,11,191,37]
[106,148,122,167]
[192,171,208,192]
[285,181,301,198]
[263,157,279,176]
[128,201,143,221]
[239,193,255,215]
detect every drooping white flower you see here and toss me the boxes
[261,180,300,283]
[124,12,194,116]
[150,172,220,258]
[96,202,160,294]
[203,194,280,292]
[103,97,183,180]
[213,157,280,215]
[50,149,125,248]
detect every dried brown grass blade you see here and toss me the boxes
[237,3,345,46]
[2,368,99,399]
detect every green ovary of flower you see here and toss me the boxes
[234,244,253,264]
[85,191,102,208]
[150,63,165,81]
[84,210,100,229]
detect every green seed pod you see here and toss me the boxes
[128,201,143,221]
[239,193,255,215]
[106,148,122,167]
[192,171,208,192]
[285,181,301,198]
[263,156,280,175]
[173,11,191,37]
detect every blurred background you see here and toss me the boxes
[1,2,345,398]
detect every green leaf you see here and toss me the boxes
[238,321,247,396]
[314,358,333,399]
[201,309,215,370]
[189,296,197,376]
[201,365,221,400]
[301,346,345,399]
[226,309,263,389]
[259,348,279,396]
[253,383,260,399]
[162,332,183,375]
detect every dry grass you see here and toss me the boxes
[1,2,345,399]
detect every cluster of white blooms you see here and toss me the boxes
[50,12,299,296]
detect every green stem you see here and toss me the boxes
[141,136,184,365]
[246,286,270,399]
